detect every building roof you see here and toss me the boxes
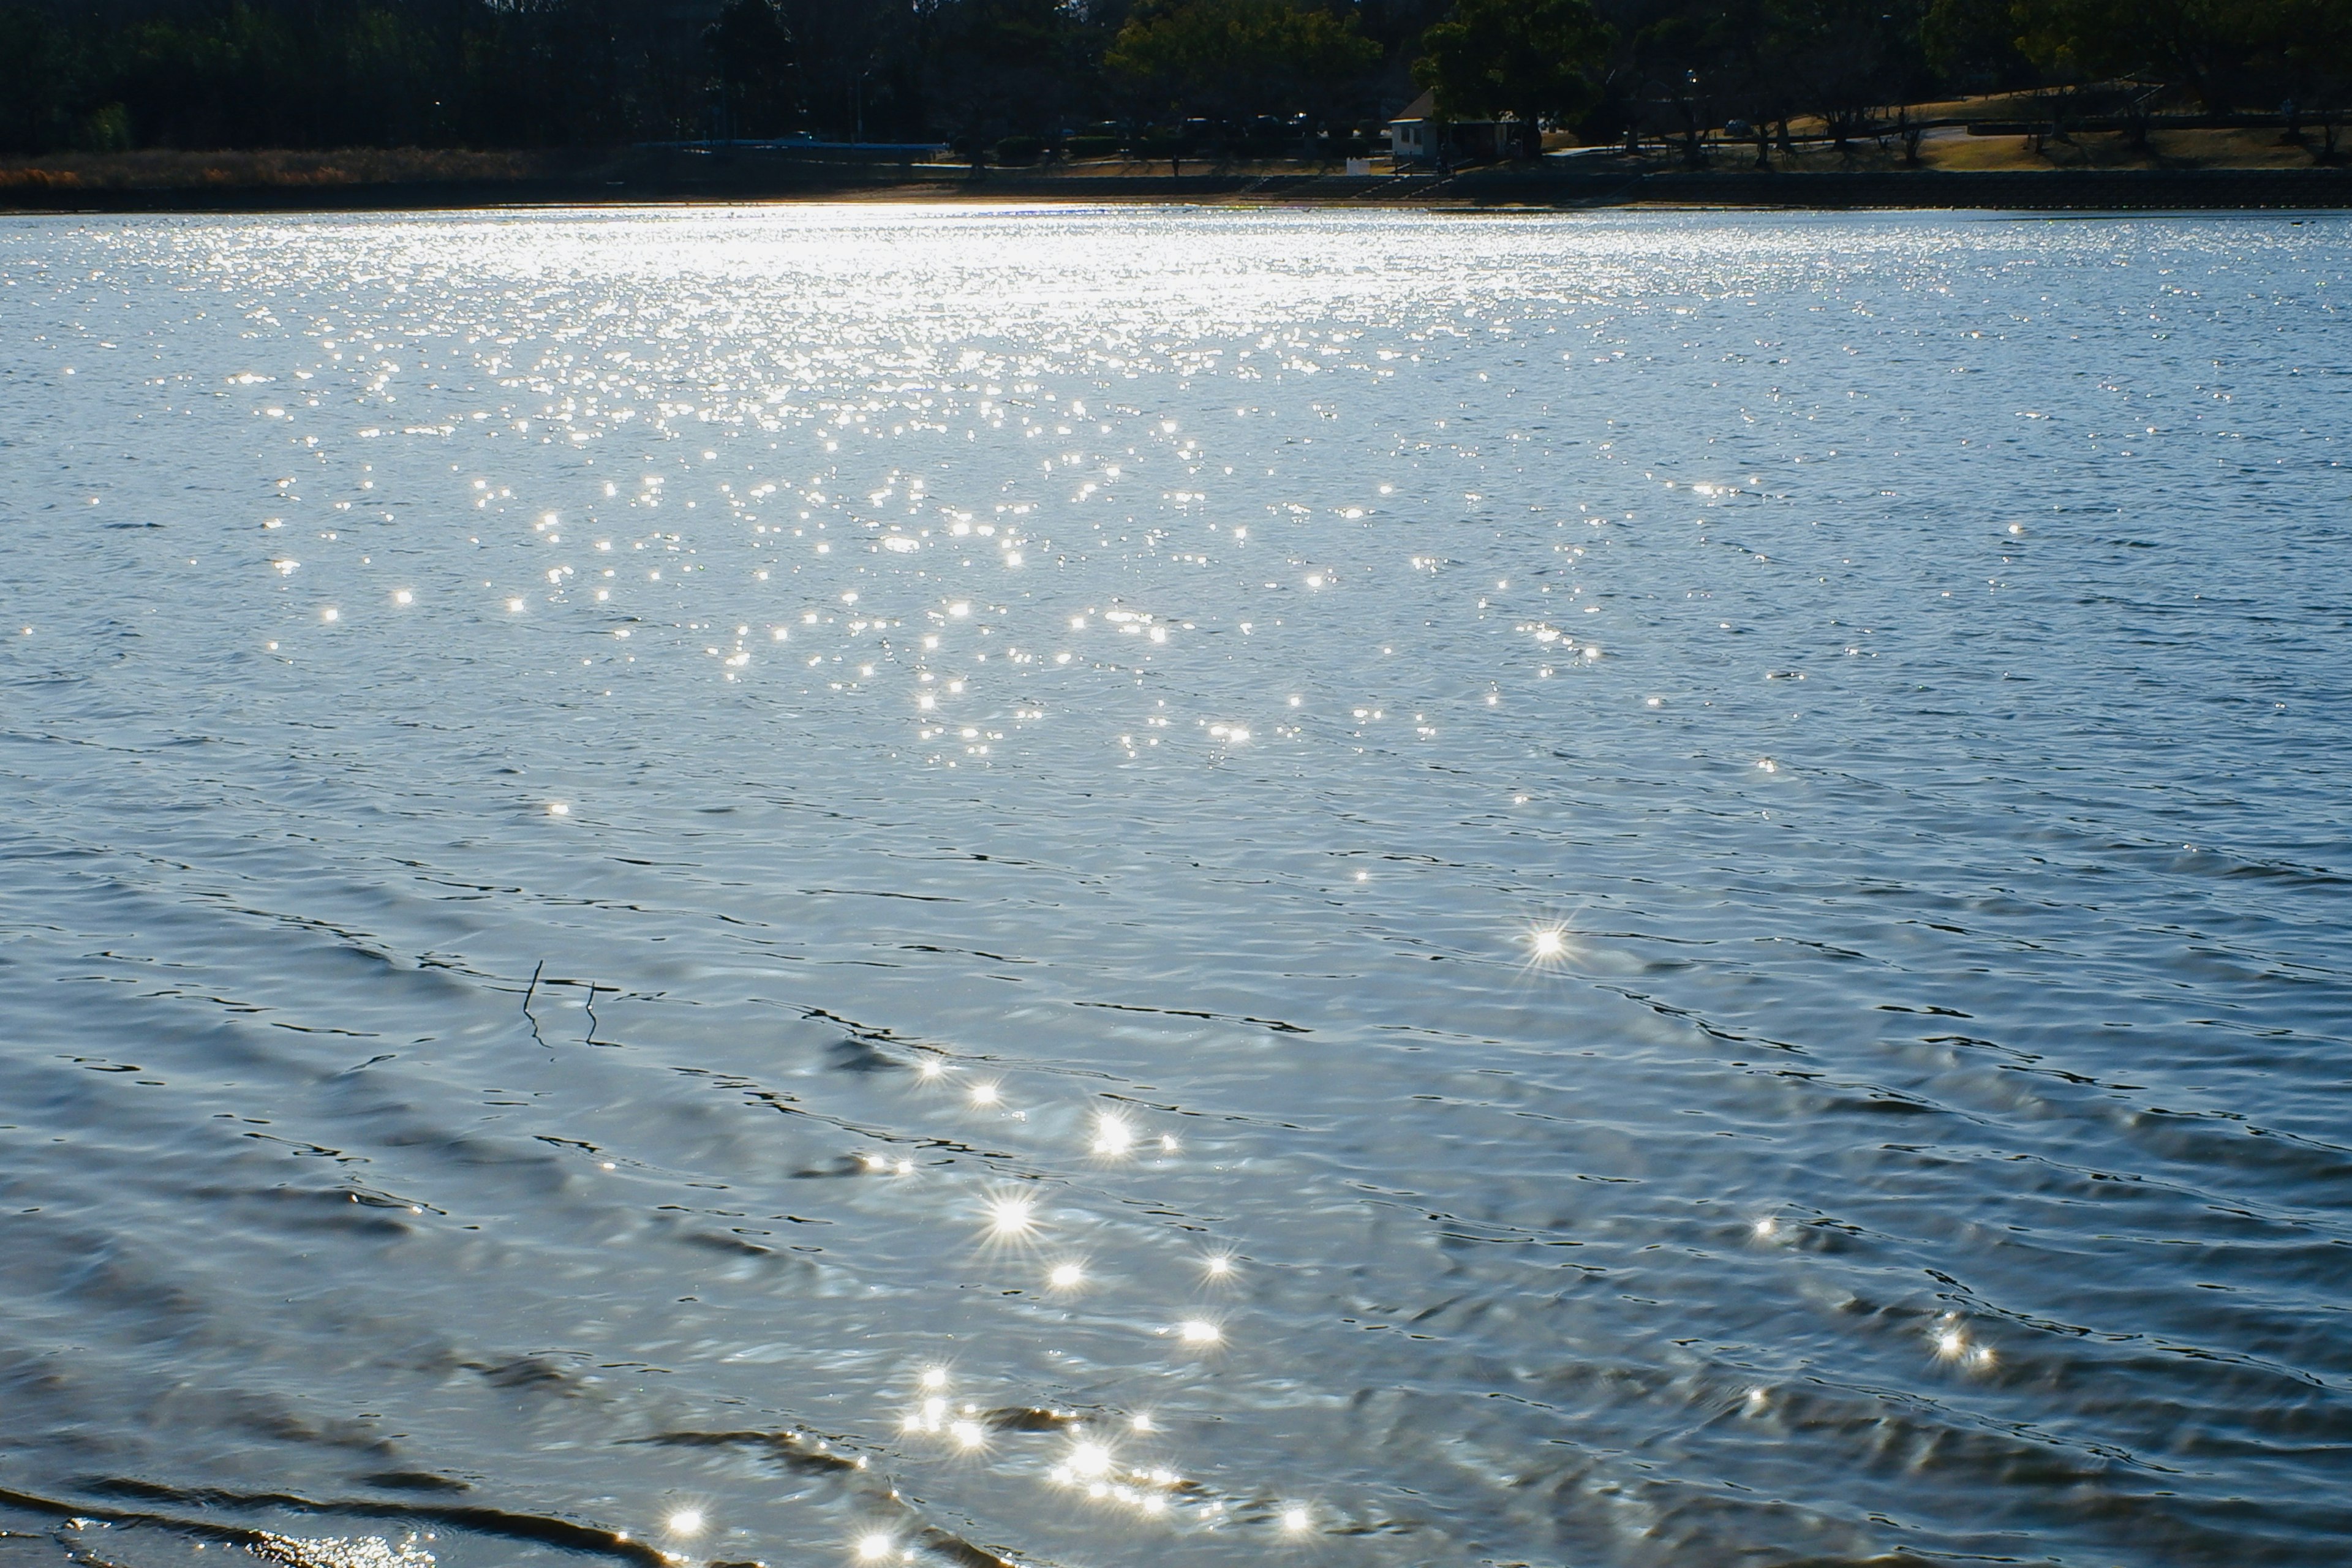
[1390,90,1509,129]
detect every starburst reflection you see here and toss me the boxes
[1047,1431,1191,1513]
[984,1194,1036,1238]
[1091,1112,1135,1156]
[1929,1313,1995,1369]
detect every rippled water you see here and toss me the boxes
[2,205,2348,1568]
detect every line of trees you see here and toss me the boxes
[1,0,2345,159]
[1418,0,2351,167]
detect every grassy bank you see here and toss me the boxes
[0,146,592,193]
[2,129,2345,213]
[1597,124,2338,175]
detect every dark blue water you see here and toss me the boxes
[2,206,2348,1568]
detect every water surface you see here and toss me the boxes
[2,205,2348,1568]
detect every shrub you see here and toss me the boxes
[77,103,132,154]
[994,134,1041,164]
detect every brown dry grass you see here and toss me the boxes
[1924,125,2326,170]
[0,146,566,190]
[1552,123,2333,174]
[2,121,2333,199]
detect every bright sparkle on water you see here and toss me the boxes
[984,1195,1035,1238]
[1090,1112,1135,1156]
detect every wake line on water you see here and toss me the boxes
[5,1458,1030,1568]
[0,1478,673,1566]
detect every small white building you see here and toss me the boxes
[1387,90,1514,167]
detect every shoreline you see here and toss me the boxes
[5,165,2348,216]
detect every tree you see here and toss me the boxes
[707,0,797,138]
[1107,0,1382,128]
[1770,0,1927,151]
[1600,0,1755,164]
[2010,0,2242,113]
[0,5,83,154]
[2248,0,2352,157]
[772,0,926,142]
[1922,0,2034,92]
[924,0,1090,159]
[1412,0,1610,160]
[1709,1,1806,166]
